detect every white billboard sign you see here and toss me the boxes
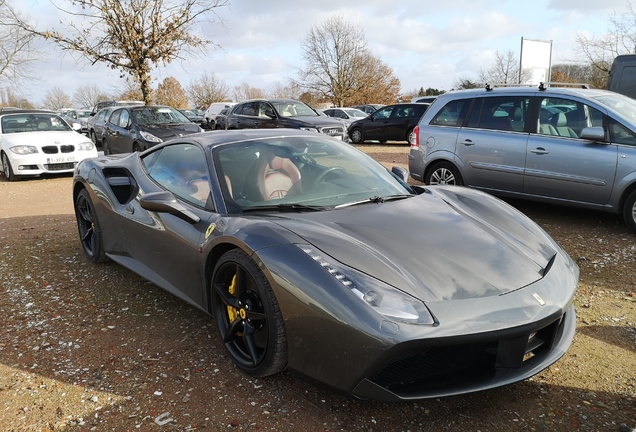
[519,38,552,85]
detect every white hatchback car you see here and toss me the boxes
[0,110,98,181]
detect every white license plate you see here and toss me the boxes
[47,157,74,163]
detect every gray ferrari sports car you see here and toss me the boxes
[72,128,578,402]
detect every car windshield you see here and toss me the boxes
[214,135,412,211]
[77,110,92,118]
[1,113,73,134]
[271,101,318,117]
[132,106,191,125]
[592,93,636,121]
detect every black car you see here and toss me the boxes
[102,105,202,154]
[87,106,116,147]
[348,103,429,144]
[226,99,346,140]
[72,128,578,401]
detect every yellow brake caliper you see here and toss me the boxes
[227,274,239,322]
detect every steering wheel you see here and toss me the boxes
[312,167,345,186]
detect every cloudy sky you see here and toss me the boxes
[13,0,629,106]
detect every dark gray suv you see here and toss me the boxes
[408,84,636,232]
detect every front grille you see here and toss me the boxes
[45,162,76,171]
[369,314,565,395]
[61,145,75,153]
[42,146,58,154]
[319,126,344,136]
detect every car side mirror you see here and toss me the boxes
[139,191,201,224]
[391,166,409,183]
[264,108,275,118]
[580,126,605,141]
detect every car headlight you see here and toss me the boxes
[10,145,38,155]
[299,245,436,325]
[299,127,319,133]
[139,130,163,143]
[77,142,95,151]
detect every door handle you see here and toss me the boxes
[461,139,474,146]
[530,147,549,155]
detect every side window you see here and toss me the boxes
[372,106,393,120]
[538,98,604,138]
[233,103,246,115]
[109,110,121,126]
[118,110,130,128]
[430,99,467,127]
[143,143,211,207]
[609,119,636,145]
[467,96,529,132]
[241,102,258,116]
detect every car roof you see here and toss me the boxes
[163,128,332,150]
[0,109,58,116]
[440,84,614,100]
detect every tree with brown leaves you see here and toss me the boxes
[155,76,189,108]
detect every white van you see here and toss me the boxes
[204,102,235,128]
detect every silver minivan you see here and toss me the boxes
[408,84,636,232]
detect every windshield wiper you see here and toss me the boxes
[335,194,413,208]
[242,203,328,213]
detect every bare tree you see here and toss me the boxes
[297,15,368,106]
[14,0,228,104]
[575,1,636,87]
[478,50,530,85]
[296,15,399,106]
[233,82,264,102]
[266,80,303,99]
[73,84,110,109]
[155,76,189,108]
[1,87,34,108]
[0,0,40,89]
[186,71,231,108]
[111,78,144,102]
[453,77,481,90]
[42,86,73,110]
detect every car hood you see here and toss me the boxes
[2,130,90,147]
[286,116,346,128]
[271,187,562,302]
[138,123,200,140]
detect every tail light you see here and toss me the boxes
[410,125,420,148]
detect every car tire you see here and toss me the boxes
[425,161,463,186]
[350,128,365,144]
[1,152,18,182]
[102,139,112,155]
[623,189,636,233]
[211,249,287,377]
[406,127,415,143]
[74,188,108,263]
[132,143,142,153]
[90,130,99,145]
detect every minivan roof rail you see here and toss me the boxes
[539,82,590,90]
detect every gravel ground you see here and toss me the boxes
[0,144,634,431]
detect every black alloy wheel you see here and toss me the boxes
[74,189,107,263]
[211,249,287,377]
[623,189,636,233]
[350,128,365,144]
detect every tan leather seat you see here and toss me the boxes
[255,153,302,200]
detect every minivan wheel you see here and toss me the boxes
[425,162,463,186]
[622,189,636,233]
